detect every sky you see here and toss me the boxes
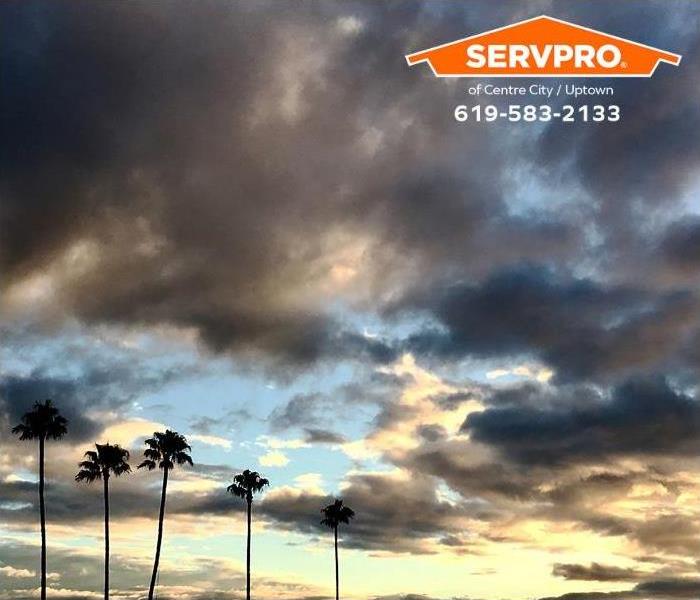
[2,1,700,599]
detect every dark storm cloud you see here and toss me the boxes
[189,408,255,434]
[0,467,152,525]
[631,514,700,556]
[0,459,236,527]
[257,471,470,554]
[544,472,642,508]
[401,265,700,381]
[268,393,327,431]
[373,596,473,600]
[390,2,700,381]
[432,391,478,411]
[0,1,697,383]
[437,388,699,543]
[537,591,632,600]
[0,363,184,442]
[659,218,700,273]
[538,578,700,600]
[463,377,700,466]
[552,563,645,583]
[0,0,587,374]
[302,427,347,444]
[415,424,447,442]
[190,415,226,435]
[2,0,696,385]
[268,374,406,433]
[1,427,494,556]
[633,578,700,598]
[529,4,700,282]
[405,443,537,502]
[0,374,100,442]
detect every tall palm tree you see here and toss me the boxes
[75,443,131,600]
[227,470,269,600]
[137,430,193,600]
[11,399,68,600]
[321,499,355,600]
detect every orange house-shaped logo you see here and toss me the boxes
[405,15,681,77]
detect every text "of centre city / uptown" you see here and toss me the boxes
[467,84,614,98]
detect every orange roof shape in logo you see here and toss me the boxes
[405,15,681,77]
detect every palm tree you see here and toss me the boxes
[227,470,269,600]
[75,443,131,600]
[321,499,355,600]
[137,430,193,600]
[11,399,68,600]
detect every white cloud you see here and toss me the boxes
[293,473,325,495]
[3,474,29,484]
[0,566,34,578]
[100,418,167,447]
[486,364,553,383]
[188,434,232,450]
[256,435,308,450]
[259,451,290,467]
[336,15,364,35]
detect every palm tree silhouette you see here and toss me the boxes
[75,443,131,600]
[11,400,68,600]
[227,469,269,600]
[321,499,355,600]
[137,430,193,600]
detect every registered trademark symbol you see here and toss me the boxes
[621,61,628,68]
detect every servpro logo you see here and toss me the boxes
[405,15,681,77]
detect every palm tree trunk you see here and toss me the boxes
[103,473,110,600]
[334,526,339,600]
[39,436,47,600]
[246,500,251,600]
[148,467,169,600]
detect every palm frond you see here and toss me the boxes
[75,466,101,483]
[227,483,247,499]
[76,443,132,482]
[112,462,131,477]
[143,448,162,461]
[12,400,68,441]
[227,469,269,502]
[174,451,193,466]
[321,498,355,528]
[139,430,193,472]
[11,423,34,440]
[77,460,100,470]
[47,414,68,439]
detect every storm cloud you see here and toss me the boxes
[401,265,700,382]
[463,377,700,466]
